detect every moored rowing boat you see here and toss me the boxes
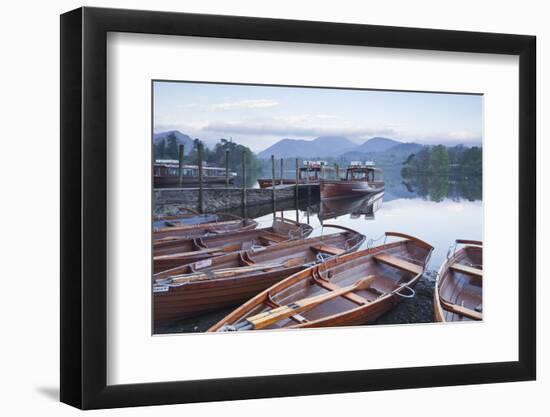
[153,214,258,242]
[208,232,433,332]
[152,225,365,325]
[434,240,483,322]
[153,218,313,273]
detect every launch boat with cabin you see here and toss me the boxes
[152,225,365,325]
[320,161,384,200]
[209,232,433,332]
[154,160,236,189]
[434,240,483,322]
[153,218,313,273]
[257,161,335,188]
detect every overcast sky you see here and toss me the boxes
[153,81,482,152]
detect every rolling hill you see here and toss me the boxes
[257,136,357,159]
[153,130,195,155]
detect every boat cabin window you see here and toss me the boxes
[346,168,376,181]
[183,168,195,176]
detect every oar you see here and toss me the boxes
[439,298,482,320]
[159,256,307,284]
[154,243,241,260]
[233,275,375,330]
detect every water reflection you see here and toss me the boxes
[402,175,482,202]
[248,173,482,270]
[318,192,384,222]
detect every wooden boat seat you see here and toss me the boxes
[311,244,345,256]
[258,233,286,245]
[314,279,369,305]
[373,253,423,275]
[450,263,482,278]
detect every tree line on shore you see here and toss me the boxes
[401,145,482,177]
[154,134,261,175]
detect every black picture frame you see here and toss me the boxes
[60,6,536,410]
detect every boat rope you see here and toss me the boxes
[394,285,416,298]
[366,234,385,249]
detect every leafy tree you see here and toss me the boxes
[461,146,482,175]
[403,153,416,165]
[165,133,180,160]
[430,145,449,173]
[155,139,166,159]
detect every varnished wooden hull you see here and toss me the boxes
[153,218,258,241]
[153,225,365,326]
[320,179,385,200]
[257,178,303,188]
[208,232,433,332]
[434,240,483,322]
[153,219,313,273]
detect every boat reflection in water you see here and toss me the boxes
[318,192,384,222]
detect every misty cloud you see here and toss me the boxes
[202,121,396,139]
[210,99,279,110]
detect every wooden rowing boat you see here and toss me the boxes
[153,214,258,242]
[208,232,433,332]
[153,218,313,273]
[434,240,483,322]
[153,207,217,227]
[152,225,365,325]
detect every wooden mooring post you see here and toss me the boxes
[280,158,284,185]
[241,150,247,218]
[178,144,185,188]
[198,142,204,213]
[295,158,299,223]
[305,165,310,225]
[335,163,340,179]
[271,155,276,220]
[225,149,230,188]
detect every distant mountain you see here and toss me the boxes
[353,137,401,153]
[257,136,357,159]
[382,142,424,156]
[340,140,424,164]
[153,130,195,155]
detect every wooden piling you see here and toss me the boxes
[271,155,276,220]
[280,158,284,185]
[305,164,310,225]
[241,150,247,218]
[178,144,185,188]
[335,163,340,179]
[295,158,299,223]
[198,142,204,213]
[225,149,230,188]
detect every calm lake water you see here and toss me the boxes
[250,172,482,271]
